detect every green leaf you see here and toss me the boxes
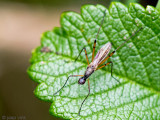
[124,0,140,6]
[27,2,160,120]
[156,0,160,12]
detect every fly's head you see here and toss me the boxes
[78,76,86,85]
[79,64,96,85]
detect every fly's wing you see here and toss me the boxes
[92,42,111,65]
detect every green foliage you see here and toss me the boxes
[156,0,160,12]
[124,0,140,6]
[27,2,160,120]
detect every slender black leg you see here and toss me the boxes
[110,61,120,83]
[92,9,107,61]
[97,61,123,97]
[110,62,123,96]
[54,75,83,95]
[92,39,97,61]
[96,61,120,83]
[75,47,89,65]
[78,78,90,115]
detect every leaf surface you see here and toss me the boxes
[28,2,160,120]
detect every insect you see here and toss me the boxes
[54,9,143,115]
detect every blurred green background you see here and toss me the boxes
[0,0,158,120]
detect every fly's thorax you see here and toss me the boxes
[90,62,98,70]
[85,63,96,77]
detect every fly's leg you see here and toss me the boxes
[96,61,120,83]
[75,47,89,65]
[98,27,143,66]
[54,75,83,95]
[92,10,107,61]
[78,78,90,115]
[110,61,120,83]
[91,39,97,61]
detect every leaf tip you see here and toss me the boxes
[146,5,160,14]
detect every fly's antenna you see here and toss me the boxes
[114,26,143,52]
[95,9,107,40]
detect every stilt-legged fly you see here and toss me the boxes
[54,9,143,115]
